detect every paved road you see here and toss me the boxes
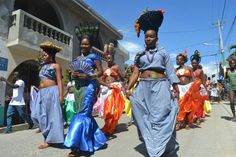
[178,102,236,157]
[0,102,236,157]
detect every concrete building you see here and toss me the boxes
[0,0,129,127]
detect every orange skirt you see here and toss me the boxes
[101,84,125,135]
[177,80,202,124]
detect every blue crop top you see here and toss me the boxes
[39,63,56,81]
[134,48,179,84]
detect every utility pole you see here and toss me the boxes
[217,19,226,66]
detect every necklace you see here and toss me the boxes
[146,48,157,63]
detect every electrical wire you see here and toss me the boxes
[221,0,227,22]
[224,16,236,46]
[160,27,216,34]
[167,38,218,52]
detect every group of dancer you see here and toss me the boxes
[27,9,180,157]
[30,35,128,157]
[175,50,210,130]
[16,8,236,157]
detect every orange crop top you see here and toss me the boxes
[193,69,201,79]
[104,68,119,80]
[176,68,191,78]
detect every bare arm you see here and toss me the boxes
[200,70,206,86]
[54,64,63,104]
[115,65,125,82]
[127,65,139,90]
[93,60,103,78]
[94,60,113,88]
[188,67,194,82]
[32,85,39,92]
[63,88,69,98]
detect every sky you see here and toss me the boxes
[84,0,236,77]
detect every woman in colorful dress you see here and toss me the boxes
[98,54,125,136]
[226,55,236,121]
[175,52,197,130]
[64,35,107,157]
[126,9,179,157]
[191,51,205,125]
[32,41,64,149]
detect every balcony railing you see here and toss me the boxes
[7,9,73,61]
[23,15,71,45]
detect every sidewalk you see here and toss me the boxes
[0,123,31,133]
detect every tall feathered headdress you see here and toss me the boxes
[135,9,164,37]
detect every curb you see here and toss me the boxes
[0,123,33,133]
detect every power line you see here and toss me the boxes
[159,27,216,34]
[167,38,218,52]
[224,16,236,46]
[221,0,227,22]
[120,26,217,36]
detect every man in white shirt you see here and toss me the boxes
[0,72,34,133]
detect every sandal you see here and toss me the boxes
[68,152,76,157]
[35,128,41,133]
[196,119,201,125]
[185,125,191,130]
[175,123,181,131]
[68,149,80,157]
[232,117,236,122]
[38,143,49,149]
[176,123,186,131]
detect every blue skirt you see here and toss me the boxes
[130,78,179,157]
[64,79,106,152]
[32,86,64,144]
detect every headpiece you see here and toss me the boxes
[40,41,62,53]
[190,50,201,63]
[177,49,188,63]
[135,9,164,37]
[74,23,100,45]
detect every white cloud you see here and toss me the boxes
[119,41,143,61]
[170,53,178,59]
[202,62,218,77]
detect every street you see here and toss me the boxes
[0,102,236,157]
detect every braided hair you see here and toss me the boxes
[190,50,201,63]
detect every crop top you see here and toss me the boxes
[176,68,192,78]
[39,63,56,81]
[104,68,119,80]
[134,48,179,84]
[193,69,201,80]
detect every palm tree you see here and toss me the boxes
[227,44,236,61]
[230,44,236,50]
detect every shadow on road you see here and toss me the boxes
[221,116,233,121]
[49,143,68,149]
[114,123,129,134]
[134,142,149,157]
